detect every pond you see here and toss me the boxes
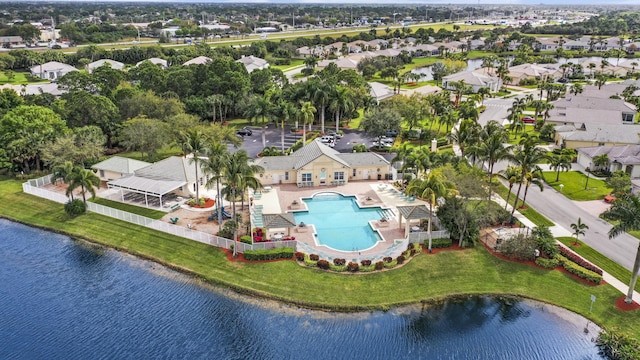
[0,219,604,359]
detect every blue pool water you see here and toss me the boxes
[293,192,384,251]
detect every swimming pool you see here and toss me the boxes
[293,192,386,252]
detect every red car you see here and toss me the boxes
[521,116,536,124]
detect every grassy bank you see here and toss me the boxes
[1,178,639,338]
[493,184,555,227]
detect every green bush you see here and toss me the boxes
[556,254,603,284]
[383,260,398,269]
[273,58,291,65]
[430,238,453,248]
[497,233,537,261]
[535,257,559,269]
[64,199,86,216]
[218,220,237,239]
[240,235,252,244]
[597,327,640,360]
[359,265,376,272]
[304,258,318,267]
[243,247,294,261]
[330,264,347,272]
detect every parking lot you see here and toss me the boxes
[235,124,381,157]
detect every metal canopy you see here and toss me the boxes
[108,176,186,197]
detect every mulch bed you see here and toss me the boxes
[422,243,468,254]
[614,296,640,311]
[191,198,215,209]
[481,241,604,287]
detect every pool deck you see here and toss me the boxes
[252,181,427,260]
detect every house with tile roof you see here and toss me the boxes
[235,55,269,73]
[554,123,640,149]
[253,139,394,186]
[442,70,502,93]
[546,96,637,126]
[577,145,640,179]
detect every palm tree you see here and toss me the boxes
[570,217,589,246]
[67,168,100,206]
[521,167,544,206]
[406,169,456,252]
[299,101,316,144]
[202,142,229,230]
[509,134,546,219]
[602,194,640,304]
[51,161,77,199]
[548,150,573,182]
[476,127,511,207]
[593,153,610,173]
[311,81,330,133]
[245,94,273,148]
[328,86,353,134]
[278,100,298,153]
[182,129,208,203]
[222,150,264,257]
[500,165,521,211]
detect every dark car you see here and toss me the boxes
[521,116,536,124]
[386,130,399,137]
[557,78,569,83]
[236,127,253,136]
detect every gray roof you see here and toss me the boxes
[236,55,268,67]
[396,205,431,220]
[134,156,198,182]
[107,175,185,196]
[136,58,167,68]
[183,56,212,66]
[91,156,151,174]
[262,213,297,229]
[30,61,77,73]
[554,96,636,113]
[443,70,499,87]
[577,145,640,165]
[557,124,640,144]
[254,139,389,171]
[87,59,125,72]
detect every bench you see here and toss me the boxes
[170,203,181,212]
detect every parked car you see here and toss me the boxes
[236,127,253,136]
[320,135,334,143]
[372,141,392,148]
[326,131,342,139]
[521,116,536,124]
[386,130,399,137]
[380,136,395,144]
[557,78,569,83]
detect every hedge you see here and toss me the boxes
[243,247,294,261]
[384,260,398,269]
[240,235,252,245]
[556,254,603,284]
[429,238,453,248]
[558,244,603,275]
[535,257,559,269]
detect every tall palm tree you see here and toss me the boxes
[222,150,264,257]
[406,169,456,252]
[51,161,77,199]
[202,142,229,230]
[245,94,273,148]
[182,129,207,203]
[299,101,316,144]
[328,86,353,133]
[521,167,544,206]
[278,100,298,153]
[476,128,511,208]
[311,81,330,133]
[602,194,640,304]
[509,134,546,219]
[67,168,100,206]
[500,165,521,211]
[548,150,573,182]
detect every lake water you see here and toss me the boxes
[0,219,604,359]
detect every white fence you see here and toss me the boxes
[407,230,451,244]
[22,175,294,254]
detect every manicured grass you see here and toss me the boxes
[542,171,611,201]
[493,184,555,227]
[557,237,640,293]
[0,71,46,84]
[270,59,304,71]
[90,197,166,220]
[2,178,640,338]
[117,146,183,162]
[506,126,538,144]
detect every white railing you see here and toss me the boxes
[22,175,298,254]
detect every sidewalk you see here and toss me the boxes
[491,187,640,304]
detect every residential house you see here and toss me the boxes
[369,82,395,102]
[317,57,359,70]
[554,123,640,149]
[136,57,168,68]
[505,63,561,85]
[236,55,269,73]
[87,59,125,73]
[182,56,212,66]
[91,156,151,182]
[546,96,637,126]
[253,139,394,186]
[535,37,559,51]
[30,61,77,81]
[441,71,502,93]
[576,145,640,179]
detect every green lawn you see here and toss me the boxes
[506,126,538,144]
[556,237,640,293]
[0,71,47,84]
[1,178,639,338]
[493,184,555,227]
[542,171,611,201]
[270,59,304,71]
[90,197,166,220]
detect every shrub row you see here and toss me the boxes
[556,254,603,284]
[298,247,421,273]
[244,247,294,261]
[558,244,603,275]
[535,257,560,269]
[429,238,453,249]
